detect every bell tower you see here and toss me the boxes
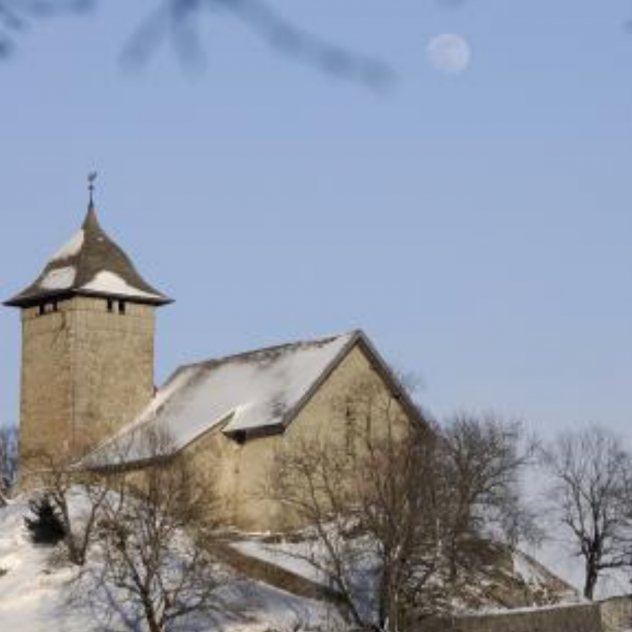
[5,181,172,470]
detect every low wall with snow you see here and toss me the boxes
[437,603,600,632]
[422,597,632,632]
[600,596,632,632]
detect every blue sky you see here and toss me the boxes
[1,0,632,438]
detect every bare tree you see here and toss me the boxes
[440,413,538,585]
[0,424,18,496]
[270,378,449,631]
[23,448,109,566]
[93,427,227,632]
[22,425,230,630]
[270,395,543,630]
[540,426,632,600]
[0,0,392,87]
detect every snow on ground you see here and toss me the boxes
[0,500,92,632]
[512,548,578,602]
[0,498,342,632]
[230,532,379,625]
[234,534,580,606]
[231,538,328,586]
[4,491,624,632]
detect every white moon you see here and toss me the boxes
[427,33,471,74]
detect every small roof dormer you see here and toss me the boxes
[5,198,172,308]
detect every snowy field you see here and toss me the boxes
[0,498,343,632]
[2,492,630,632]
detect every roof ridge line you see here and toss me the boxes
[179,330,362,372]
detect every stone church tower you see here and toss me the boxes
[5,194,171,468]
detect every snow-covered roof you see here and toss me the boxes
[86,331,363,467]
[5,205,171,307]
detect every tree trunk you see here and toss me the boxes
[584,561,598,600]
[142,599,162,632]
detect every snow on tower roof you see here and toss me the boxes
[85,331,367,467]
[5,204,171,307]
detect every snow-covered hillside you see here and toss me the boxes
[230,533,579,614]
[0,498,342,632]
[2,493,617,632]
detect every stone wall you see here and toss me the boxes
[20,301,73,465]
[440,604,601,632]
[185,342,412,532]
[20,296,156,469]
[600,596,632,632]
[422,596,632,632]
[70,297,155,455]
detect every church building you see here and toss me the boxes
[6,189,421,531]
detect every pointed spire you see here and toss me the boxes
[83,173,101,231]
[88,172,97,208]
[4,175,172,308]
[83,203,99,231]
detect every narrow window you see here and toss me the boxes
[118,301,126,315]
[107,298,114,313]
[38,304,45,316]
[345,403,356,456]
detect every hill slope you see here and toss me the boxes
[1,495,584,631]
[0,498,341,632]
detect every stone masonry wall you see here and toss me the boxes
[422,596,632,632]
[20,302,73,465]
[70,297,155,455]
[186,342,412,532]
[601,596,632,632]
[443,604,602,632]
[20,296,155,468]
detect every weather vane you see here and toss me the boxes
[88,172,98,206]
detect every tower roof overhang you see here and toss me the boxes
[4,205,173,308]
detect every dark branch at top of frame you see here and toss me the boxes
[0,0,395,90]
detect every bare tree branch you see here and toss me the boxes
[440,412,539,588]
[540,426,632,600]
[23,448,109,566]
[268,377,453,630]
[91,426,229,632]
[0,0,394,88]
[0,425,18,495]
